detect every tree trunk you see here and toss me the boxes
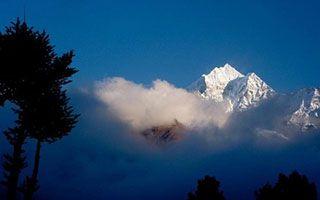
[23,140,41,200]
[6,140,25,200]
[32,140,41,182]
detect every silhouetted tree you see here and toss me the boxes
[21,89,78,200]
[0,19,35,200]
[0,19,78,199]
[188,175,225,200]
[1,108,27,200]
[255,171,317,200]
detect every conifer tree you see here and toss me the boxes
[21,89,78,200]
[0,19,78,199]
[255,171,317,200]
[1,108,27,200]
[188,175,225,200]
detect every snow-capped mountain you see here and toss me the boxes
[188,63,244,102]
[288,88,320,131]
[140,63,319,143]
[188,63,275,112]
[223,72,275,111]
[187,63,320,132]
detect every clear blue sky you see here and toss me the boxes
[0,0,319,92]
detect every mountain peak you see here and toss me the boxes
[188,64,244,102]
[247,72,257,77]
[218,63,235,70]
[205,63,243,78]
[288,87,320,131]
[189,63,275,112]
[243,73,268,88]
[224,72,275,111]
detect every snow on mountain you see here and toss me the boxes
[188,63,244,102]
[224,73,275,111]
[288,88,320,131]
[137,63,319,142]
[188,63,275,112]
[187,63,320,133]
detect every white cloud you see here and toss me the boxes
[94,77,229,131]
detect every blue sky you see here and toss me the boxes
[1,2,320,199]
[0,0,319,91]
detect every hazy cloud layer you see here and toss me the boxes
[1,78,320,200]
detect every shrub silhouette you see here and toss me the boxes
[188,175,225,200]
[255,171,317,200]
[0,19,78,199]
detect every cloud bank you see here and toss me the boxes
[1,77,320,200]
[94,77,229,131]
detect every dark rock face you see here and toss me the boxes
[141,119,185,144]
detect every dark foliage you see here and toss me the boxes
[0,20,76,106]
[188,175,225,200]
[255,171,317,200]
[1,108,27,200]
[0,19,78,199]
